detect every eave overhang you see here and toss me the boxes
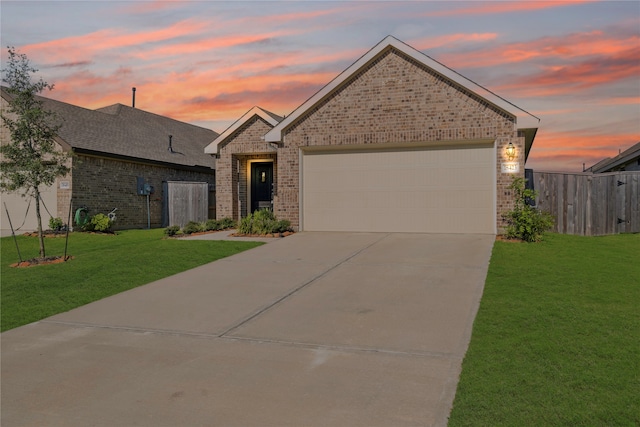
[204,106,282,155]
[74,148,215,173]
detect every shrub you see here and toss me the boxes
[219,217,235,229]
[252,209,277,234]
[164,225,180,236]
[204,219,220,231]
[90,213,113,232]
[238,213,254,235]
[81,221,95,232]
[48,217,64,231]
[274,219,292,233]
[182,221,203,235]
[237,210,292,235]
[502,177,554,242]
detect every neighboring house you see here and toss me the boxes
[206,36,539,234]
[1,87,217,235]
[586,142,640,173]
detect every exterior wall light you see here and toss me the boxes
[506,142,516,160]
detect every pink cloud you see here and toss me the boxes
[22,19,211,64]
[527,130,638,172]
[439,31,640,69]
[47,62,336,129]
[496,45,640,97]
[130,30,297,61]
[426,1,592,17]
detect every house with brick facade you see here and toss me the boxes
[586,141,640,173]
[206,36,539,234]
[1,87,217,234]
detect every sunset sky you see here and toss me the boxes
[1,0,638,172]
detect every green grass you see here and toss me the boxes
[449,233,640,426]
[0,229,263,332]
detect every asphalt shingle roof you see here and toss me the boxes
[587,141,640,173]
[1,87,218,169]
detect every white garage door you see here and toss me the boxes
[301,143,495,234]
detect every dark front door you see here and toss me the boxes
[251,162,273,212]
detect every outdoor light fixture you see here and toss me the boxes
[506,142,516,160]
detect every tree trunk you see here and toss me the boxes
[34,187,46,258]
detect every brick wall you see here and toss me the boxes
[71,154,215,230]
[216,116,277,220]
[276,48,524,232]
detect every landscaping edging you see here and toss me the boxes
[166,228,234,238]
[10,256,74,268]
[230,231,295,238]
[168,229,295,239]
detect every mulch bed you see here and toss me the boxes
[21,231,68,238]
[170,229,295,239]
[168,229,232,238]
[10,256,74,268]
[230,231,295,238]
[21,231,116,237]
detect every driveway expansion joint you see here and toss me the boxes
[39,320,462,361]
[40,320,222,340]
[216,232,392,338]
[221,335,462,360]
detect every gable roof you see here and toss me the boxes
[204,106,283,154]
[264,36,540,157]
[587,141,640,173]
[1,86,218,170]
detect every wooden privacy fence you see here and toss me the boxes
[163,181,210,228]
[532,171,639,236]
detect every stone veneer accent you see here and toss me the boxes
[273,48,525,232]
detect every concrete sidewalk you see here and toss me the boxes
[1,232,494,427]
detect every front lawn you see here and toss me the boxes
[1,229,262,332]
[449,233,639,426]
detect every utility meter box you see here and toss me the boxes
[136,177,145,195]
[136,177,154,195]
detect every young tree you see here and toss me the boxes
[1,47,70,258]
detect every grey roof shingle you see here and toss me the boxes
[256,106,284,123]
[1,86,218,170]
[587,141,640,173]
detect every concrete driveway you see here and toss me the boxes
[1,232,494,427]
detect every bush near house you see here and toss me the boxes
[163,217,236,237]
[502,176,554,242]
[182,221,203,235]
[204,219,221,231]
[48,217,64,232]
[218,217,235,229]
[90,213,113,232]
[238,209,292,235]
[164,225,180,237]
[79,213,113,232]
